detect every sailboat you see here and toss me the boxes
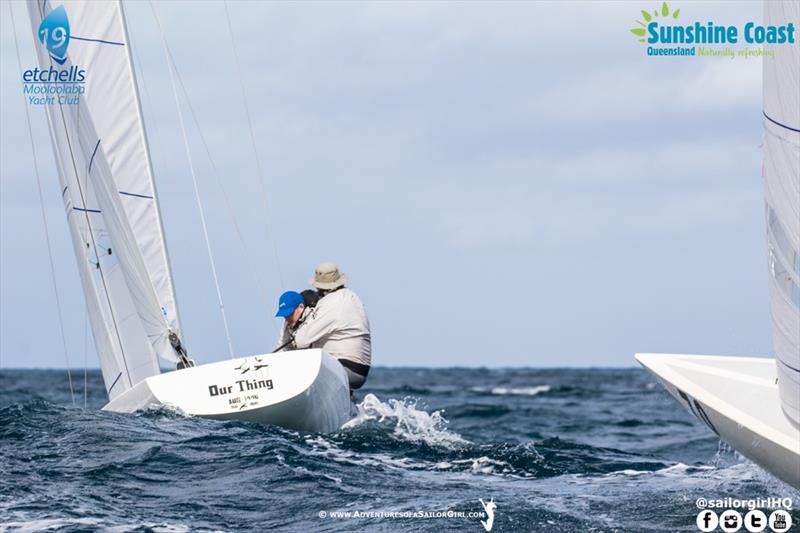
[23,0,353,433]
[637,2,800,488]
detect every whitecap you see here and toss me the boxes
[0,518,100,532]
[450,456,515,475]
[0,519,198,533]
[488,385,551,396]
[303,435,424,471]
[596,462,716,480]
[603,469,651,477]
[655,462,715,476]
[342,393,468,448]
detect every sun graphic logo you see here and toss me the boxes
[38,5,71,65]
[630,2,680,42]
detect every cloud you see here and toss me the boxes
[415,132,763,251]
[0,0,772,367]
[525,58,760,129]
[547,139,760,187]
[429,181,761,251]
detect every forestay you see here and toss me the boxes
[26,0,182,399]
[763,1,800,424]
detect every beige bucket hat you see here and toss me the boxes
[310,262,348,290]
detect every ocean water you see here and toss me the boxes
[0,367,797,532]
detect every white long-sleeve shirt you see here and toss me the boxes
[291,288,371,367]
[275,306,312,351]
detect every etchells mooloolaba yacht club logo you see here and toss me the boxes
[39,4,70,65]
[23,5,85,106]
[630,1,797,59]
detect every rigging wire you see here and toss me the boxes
[83,311,88,410]
[144,1,279,338]
[119,0,186,342]
[223,0,285,291]
[125,8,190,340]
[149,0,236,359]
[9,2,76,407]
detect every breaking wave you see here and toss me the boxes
[343,393,468,448]
[470,385,551,396]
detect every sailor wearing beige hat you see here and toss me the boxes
[290,262,372,390]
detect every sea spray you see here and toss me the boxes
[343,393,468,448]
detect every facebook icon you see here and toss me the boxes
[696,510,719,532]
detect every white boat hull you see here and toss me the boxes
[103,349,353,433]
[636,353,800,489]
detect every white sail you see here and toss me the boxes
[763,1,800,424]
[36,0,182,340]
[26,0,181,398]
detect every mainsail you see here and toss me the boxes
[763,1,800,424]
[26,0,183,399]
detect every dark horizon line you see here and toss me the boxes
[0,364,645,371]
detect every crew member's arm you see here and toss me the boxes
[275,306,316,351]
[274,322,294,351]
[293,303,338,348]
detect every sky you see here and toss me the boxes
[0,0,774,369]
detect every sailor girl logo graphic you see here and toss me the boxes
[38,5,70,64]
[479,498,496,531]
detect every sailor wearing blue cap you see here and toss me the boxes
[274,291,310,351]
[272,263,372,391]
[275,290,305,320]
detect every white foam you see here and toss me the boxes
[274,449,343,484]
[107,525,197,533]
[656,462,715,476]
[440,456,515,475]
[597,462,717,480]
[0,518,100,532]
[0,519,197,533]
[604,469,650,477]
[343,393,468,448]
[303,435,424,471]
[488,385,551,396]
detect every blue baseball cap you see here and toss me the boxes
[275,291,304,317]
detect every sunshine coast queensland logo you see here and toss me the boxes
[630,2,796,59]
[23,5,85,106]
